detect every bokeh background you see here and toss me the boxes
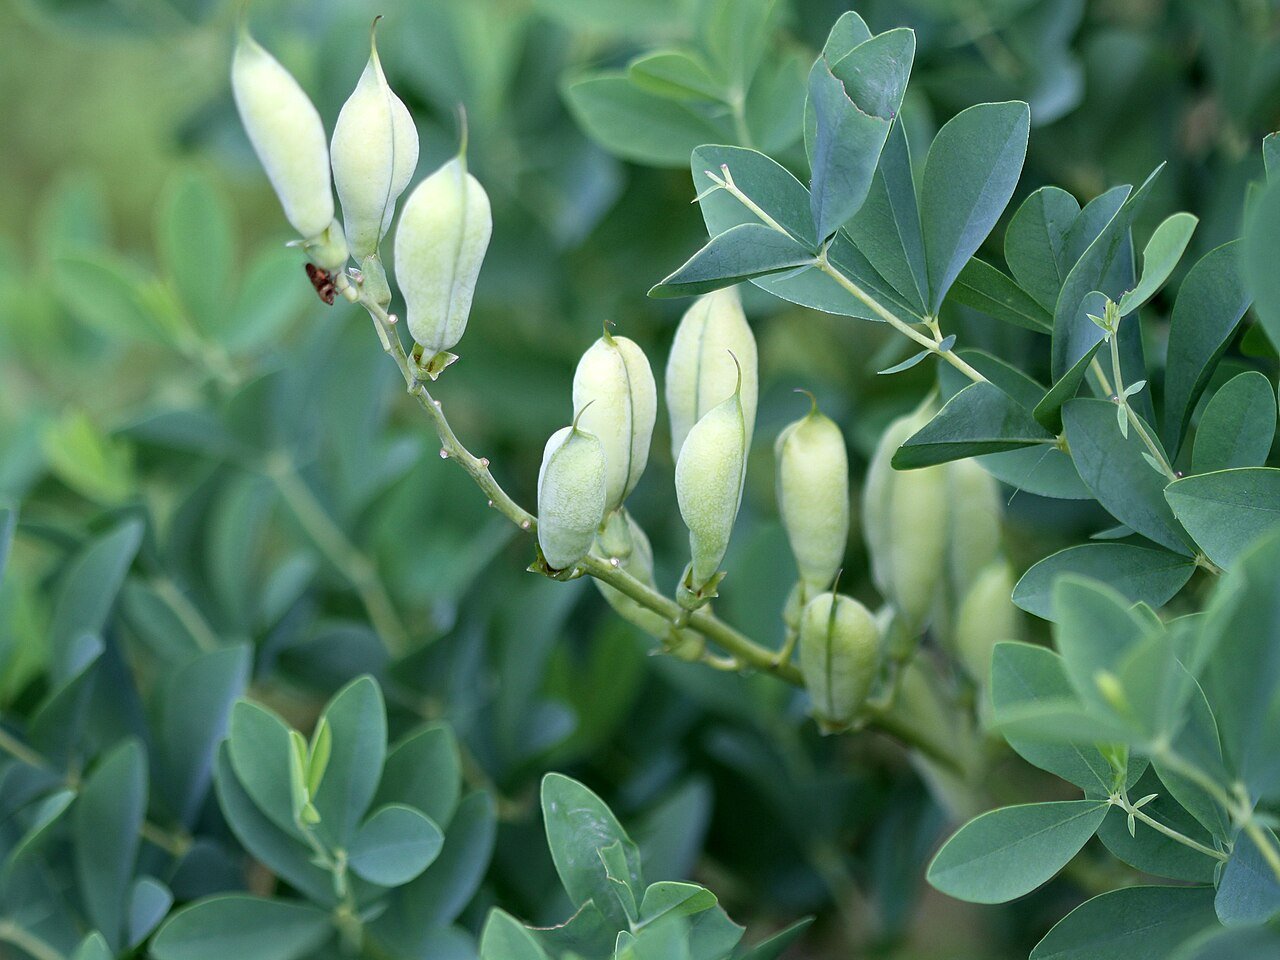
[2,0,1278,956]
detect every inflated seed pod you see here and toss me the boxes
[955,561,1019,685]
[537,420,607,571]
[946,458,1003,599]
[572,330,657,512]
[775,395,849,593]
[675,368,748,591]
[862,405,949,636]
[331,19,420,260]
[231,25,335,243]
[799,592,880,727]
[666,287,758,460]
[395,154,492,371]
[593,511,680,640]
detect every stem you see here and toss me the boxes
[346,282,966,765]
[1108,325,1177,482]
[814,252,987,384]
[150,576,220,653]
[0,921,66,960]
[141,820,193,857]
[266,454,410,656]
[0,727,46,770]
[1110,795,1227,862]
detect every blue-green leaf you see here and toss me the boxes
[1192,371,1276,473]
[1216,827,1280,925]
[892,381,1052,468]
[1165,468,1280,569]
[1030,885,1217,960]
[1115,212,1198,314]
[650,224,815,297]
[1013,544,1195,621]
[1005,185,1081,311]
[948,257,1053,333]
[349,804,444,887]
[151,896,332,960]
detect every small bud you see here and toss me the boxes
[946,458,1002,598]
[537,419,607,571]
[572,329,657,512]
[954,561,1019,684]
[232,25,334,242]
[675,363,748,591]
[665,287,758,461]
[775,395,849,593]
[396,153,493,370]
[862,405,949,637]
[331,19,419,260]
[799,592,880,728]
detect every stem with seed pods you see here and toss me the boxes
[341,272,967,774]
[701,165,988,385]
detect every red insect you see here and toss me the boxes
[305,263,336,305]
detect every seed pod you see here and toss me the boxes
[775,395,849,593]
[572,330,657,512]
[862,405,949,637]
[665,287,758,460]
[799,592,879,728]
[946,458,1003,598]
[231,25,334,242]
[537,419,607,571]
[331,19,419,260]
[955,561,1018,685]
[395,154,492,371]
[675,368,748,591]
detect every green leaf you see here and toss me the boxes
[75,738,147,950]
[650,224,815,297]
[1115,212,1198,314]
[213,743,334,904]
[1052,576,1152,709]
[564,74,725,167]
[978,445,1092,500]
[735,917,815,960]
[227,700,303,839]
[1050,168,1160,382]
[157,169,235,335]
[52,252,176,344]
[151,895,332,960]
[639,881,717,923]
[1193,371,1276,472]
[1174,925,1280,960]
[49,519,143,683]
[348,804,444,887]
[310,675,386,847]
[223,245,311,353]
[690,145,816,247]
[1245,179,1280,350]
[7,788,76,866]
[128,876,174,948]
[807,29,914,240]
[41,409,135,505]
[990,643,1143,793]
[70,932,112,960]
[1216,827,1280,925]
[892,381,1052,468]
[948,257,1053,333]
[374,723,462,829]
[1195,531,1280,794]
[479,909,549,960]
[1161,241,1252,454]
[541,773,643,930]
[628,50,723,102]
[844,121,927,311]
[1032,288,1107,433]
[1062,398,1192,554]
[1005,185,1081,311]
[920,101,1030,313]
[1165,468,1280,569]
[1013,544,1195,621]
[1031,885,1217,959]
[927,800,1107,904]
[157,644,251,826]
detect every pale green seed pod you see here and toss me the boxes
[862,406,950,636]
[946,458,1003,598]
[231,26,334,241]
[572,331,657,512]
[593,511,683,643]
[675,378,748,591]
[799,592,880,728]
[775,396,849,593]
[537,422,607,571]
[955,561,1019,685]
[665,287,758,460]
[396,155,493,366]
[331,20,419,260]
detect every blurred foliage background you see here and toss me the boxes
[2,0,1279,957]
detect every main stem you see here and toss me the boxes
[345,282,968,771]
